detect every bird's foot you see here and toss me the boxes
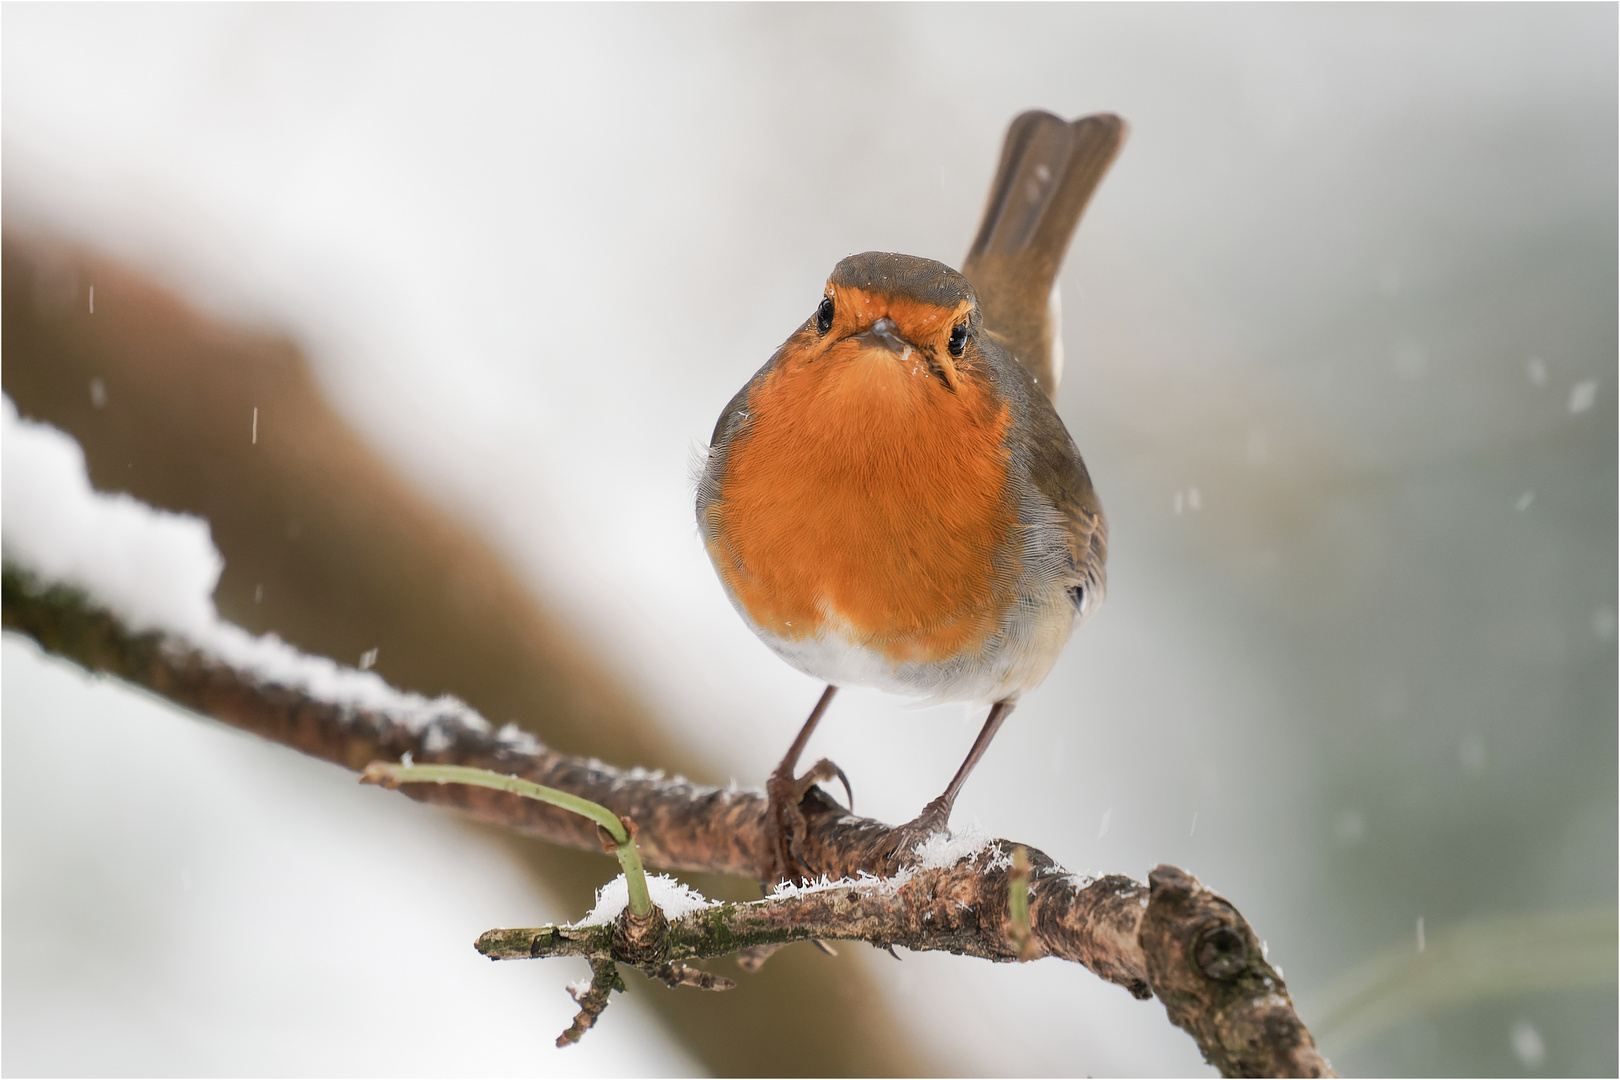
[762,757,852,888]
[882,796,955,872]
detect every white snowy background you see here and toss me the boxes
[3,6,1614,1076]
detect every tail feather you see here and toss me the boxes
[962,112,1127,400]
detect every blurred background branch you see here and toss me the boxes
[2,233,930,1076]
[1309,909,1618,1053]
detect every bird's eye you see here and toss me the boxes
[815,297,835,335]
[948,322,968,357]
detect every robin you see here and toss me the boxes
[697,111,1126,885]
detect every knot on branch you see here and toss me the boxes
[1196,923,1250,981]
[477,900,736,1048]
[597,816,637,854]
[1142,865,1330,1078]
[612,902,670,967]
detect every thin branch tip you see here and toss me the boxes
[556,958,625,1047]
[357,761,399,788]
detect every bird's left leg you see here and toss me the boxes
[885,699,1015,867]
[761,685,852,887]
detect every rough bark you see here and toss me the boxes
[3,567,1334,1078]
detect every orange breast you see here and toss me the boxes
[709,336,1018,664]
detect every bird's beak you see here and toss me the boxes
[849,316,916,358]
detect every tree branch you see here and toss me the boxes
[2,565,1333,1078]
[3,232,927,1077]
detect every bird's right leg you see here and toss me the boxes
[761,684,850,888]
[884,699,1015,868]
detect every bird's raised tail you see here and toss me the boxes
[961,111,1126,400]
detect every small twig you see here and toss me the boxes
[650,963,736,991]
[361,761,652,917]
[735,943,785,972]
[359,760,669,1044]
[558,957,625,1047]
[1008,845,1038,962]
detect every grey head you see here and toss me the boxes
[828,252,982,331]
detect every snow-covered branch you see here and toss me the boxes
[2,572,1332,1078]
[1,401,1331,1077]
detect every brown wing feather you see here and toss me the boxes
[962,111,1127,401]
[1019,379,1108,613]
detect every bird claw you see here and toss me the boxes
[882,796,954,871]
[763,756,852,886]
[803,756,854,811]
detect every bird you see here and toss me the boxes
[697,111,1126,885]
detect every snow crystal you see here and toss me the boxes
[1038,868,1098,893]
[1511,1020,1547,1067]
[1,398,487,735]
[573,873,719,927]
[766,868,915,900]
[907,821,1012,872]
[496,722,544,753]
[1567,378,1598,414]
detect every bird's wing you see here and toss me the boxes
[1018,380,1108,616]
[962,112,1126,401]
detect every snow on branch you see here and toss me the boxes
[0,400,1332,1077]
